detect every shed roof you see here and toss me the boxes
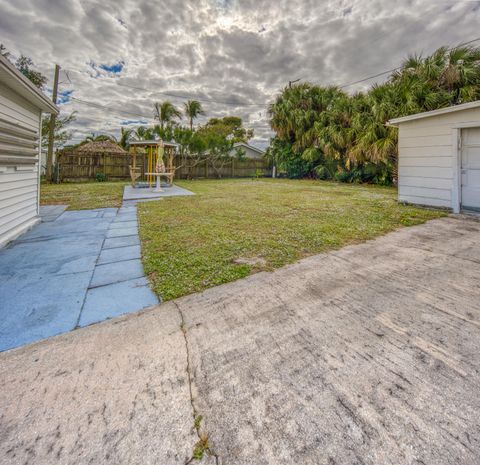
[75,140,127,154]
[0,54,58,114]
[233,142,266,155]
[388,100,480,126]
[129,140,179,148]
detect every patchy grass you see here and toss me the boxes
[138,179,446,301]
[40,181,126,210]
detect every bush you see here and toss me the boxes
[315,165,332,180]
[95,172,107,182]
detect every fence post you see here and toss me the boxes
[231,159,235,177]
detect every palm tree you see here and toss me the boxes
[184,100,205,131]
[133,126,155,141]
[154,101,182,130]
[119,127,133,149]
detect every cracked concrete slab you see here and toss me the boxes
[1,216,479,464]
[0,306,197,465]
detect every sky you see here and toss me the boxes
[1,0,479,148]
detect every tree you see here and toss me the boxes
[119,127,133,149]
[204,116,254,142]
[184,100,205,131]
[15,55,47,89]
[41,112,76,150]
[133,125,155,141]
[268,45,480,184]
[154,101,182,130]
[0,44,10,58]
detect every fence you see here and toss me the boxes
[57,150,271,181]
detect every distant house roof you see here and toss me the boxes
[233,142,266,155]
[0,54,58,114]
[388,100,480,126]
[76,140,127,154]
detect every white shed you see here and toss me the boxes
[389,101,480,213]
[0,54,58,247]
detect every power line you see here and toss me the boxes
[64,68,270,106]
[70,96,153,120]
[114,81,270,106]
[337,36,480,88]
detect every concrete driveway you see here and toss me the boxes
[0,215,479,464]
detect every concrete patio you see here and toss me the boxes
[122,184,194,202]
[0,215,479,464]
[0,205,158,351]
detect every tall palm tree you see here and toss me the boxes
[134,126,154,141]
[154,101,182,130]
[119,127,133,149]
[184,100,205,131]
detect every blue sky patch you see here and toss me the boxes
[121,119,148,125]
[99,61,124,74]
[57,90,73,104]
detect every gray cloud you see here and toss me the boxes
[1,0,479,147]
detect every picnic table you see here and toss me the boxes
[145,172,175,192]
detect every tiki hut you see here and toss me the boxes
[75,140,127,155]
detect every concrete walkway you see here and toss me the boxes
[1,216,480,464]
[0,205,158,351]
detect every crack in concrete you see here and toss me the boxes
[173,301,219,465]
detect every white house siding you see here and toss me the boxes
[241,146,264,159]
[0,81,41,247]
[398,106,480,209]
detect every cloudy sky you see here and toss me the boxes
[1,0,479,148]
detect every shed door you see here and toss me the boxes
[461,128,480,210]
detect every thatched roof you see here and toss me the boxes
[75,141,127,154]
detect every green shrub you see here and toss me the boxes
[95,172,107,182]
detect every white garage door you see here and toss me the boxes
[461,127,480,210]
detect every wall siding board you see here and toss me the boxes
[399,156,453,168]
[399,186,451,201]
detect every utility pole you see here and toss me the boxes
[288,78,301,88]
[46,64,60,182]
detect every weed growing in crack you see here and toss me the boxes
[193,414,203,433]
[192,433,210,460]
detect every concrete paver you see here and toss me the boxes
[79,277,159,327]
[89,259,145,288]
[97,244,141,265]
[1,215,479,464]
[103,235,140,249]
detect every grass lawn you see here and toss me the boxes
[40,181,126,210]
[138,179,446,301]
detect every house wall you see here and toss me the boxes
[230,145,264,159]
[398,106,480,209]
[0,80,41,247]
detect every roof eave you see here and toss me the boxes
[0,55,59,114]
[388,100,480,126]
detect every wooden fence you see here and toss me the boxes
[57,150,271,181]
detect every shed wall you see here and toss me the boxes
[0,81,41,246]
[398,106,480,209]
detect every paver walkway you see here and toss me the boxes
[0,205,158,351]
[0,215,479,464]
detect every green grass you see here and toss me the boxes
[138,179,446,301]
[40,181,126,210]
